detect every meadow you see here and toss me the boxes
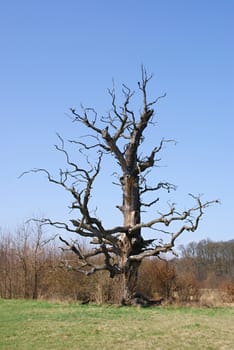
[0,299,233,350]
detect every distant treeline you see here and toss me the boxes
[0,222,233,303]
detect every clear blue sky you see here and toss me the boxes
[0,0,233,246]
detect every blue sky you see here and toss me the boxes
[0,0,233,245]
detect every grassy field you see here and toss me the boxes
[0,299,233,350]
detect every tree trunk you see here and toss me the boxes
[32,271,38,300]
[122,260,141,305]
[120,172,143,304]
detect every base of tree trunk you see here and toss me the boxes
[121,292,164,307]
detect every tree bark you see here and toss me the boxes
[120,172,143,304]
[122,260,141,305]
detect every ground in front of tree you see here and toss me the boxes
[0,299,233,350]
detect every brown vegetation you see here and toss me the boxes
[0,223,233,306]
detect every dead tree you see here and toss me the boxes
[21,68,218,305]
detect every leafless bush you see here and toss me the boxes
[137,258,176,300]
[219,281,234,303]
[174,274,200,303]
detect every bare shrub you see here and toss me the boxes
[174,273,200,303]
[219,281,234,303]
[90,272,123,304]
[199,289,224,307]
[137,258,176,300]
[225,281,234,301]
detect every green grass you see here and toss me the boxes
[0,299,233,350]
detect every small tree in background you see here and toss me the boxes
[22,67,218,305]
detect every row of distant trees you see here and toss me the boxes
[178,240,234,286]
[0,222,233,303]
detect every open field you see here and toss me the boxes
[0,299,233,350]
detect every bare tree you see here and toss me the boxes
[21,68,218,305]
[16,221,54,299]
